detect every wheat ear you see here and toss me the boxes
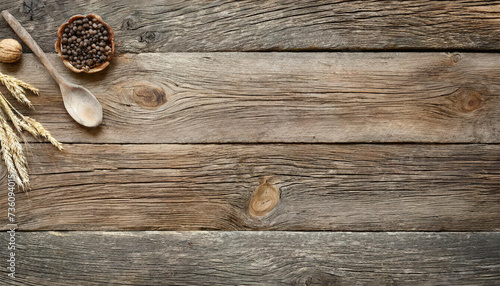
[0,111,23,187]
[21,116,63,151]
[11,108,63,151]
[0,92,22,132]
[0,72,36,108]
[0,112,29,190]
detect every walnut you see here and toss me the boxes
[0,39,22,63]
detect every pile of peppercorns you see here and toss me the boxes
[60,16,112,70]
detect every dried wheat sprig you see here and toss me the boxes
[0,111,23,187]
[0,72,37,108]
[0,72,39,95]
[0,111,29,190]
[9,79,39,96]
[0,72,61,190]
[22,116,63,151]
[0,91,22,132]
[17,117,38,136]
[7,102,63,151]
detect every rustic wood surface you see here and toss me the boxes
[1,0,500,52]
[0,143,498,231]
[0,0,498,284]
[1,53,499,143]
[1,231,499,285]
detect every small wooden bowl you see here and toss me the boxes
[55,14,114,73]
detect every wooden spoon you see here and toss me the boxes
[1,10,103,127]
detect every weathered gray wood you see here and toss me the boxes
[0,2,497,285]
[1,53,499,143]
[0,143,497,231]
[1,231,498,285]
[1,0,499,52]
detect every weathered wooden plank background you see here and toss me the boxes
[0,0,499,285]
[0,143,498,231]
[1,53,499,143]
[1,0,499,52]
[2,232,499,285]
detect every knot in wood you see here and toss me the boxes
[121,17,138,30]
[459,90,484,112]
[248,180,280,217]
[133,83,168,108]
[139,31,160,44]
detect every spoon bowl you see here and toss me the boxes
[60,83,103,127]
[2,10,103,128]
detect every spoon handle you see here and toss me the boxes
[1,10,67,85]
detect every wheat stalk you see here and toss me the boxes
[0,110,29,190]
[0,73,61,190]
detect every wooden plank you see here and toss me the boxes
[0,143,498,231]
[1,0,499,52]
[1,231,498,285]
[1,53,499,143]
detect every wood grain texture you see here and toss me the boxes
[1,231,498,285]
[0,2,497,284]
[0,143,497,231]
[2,53,499,143]
[1,0,500,52]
